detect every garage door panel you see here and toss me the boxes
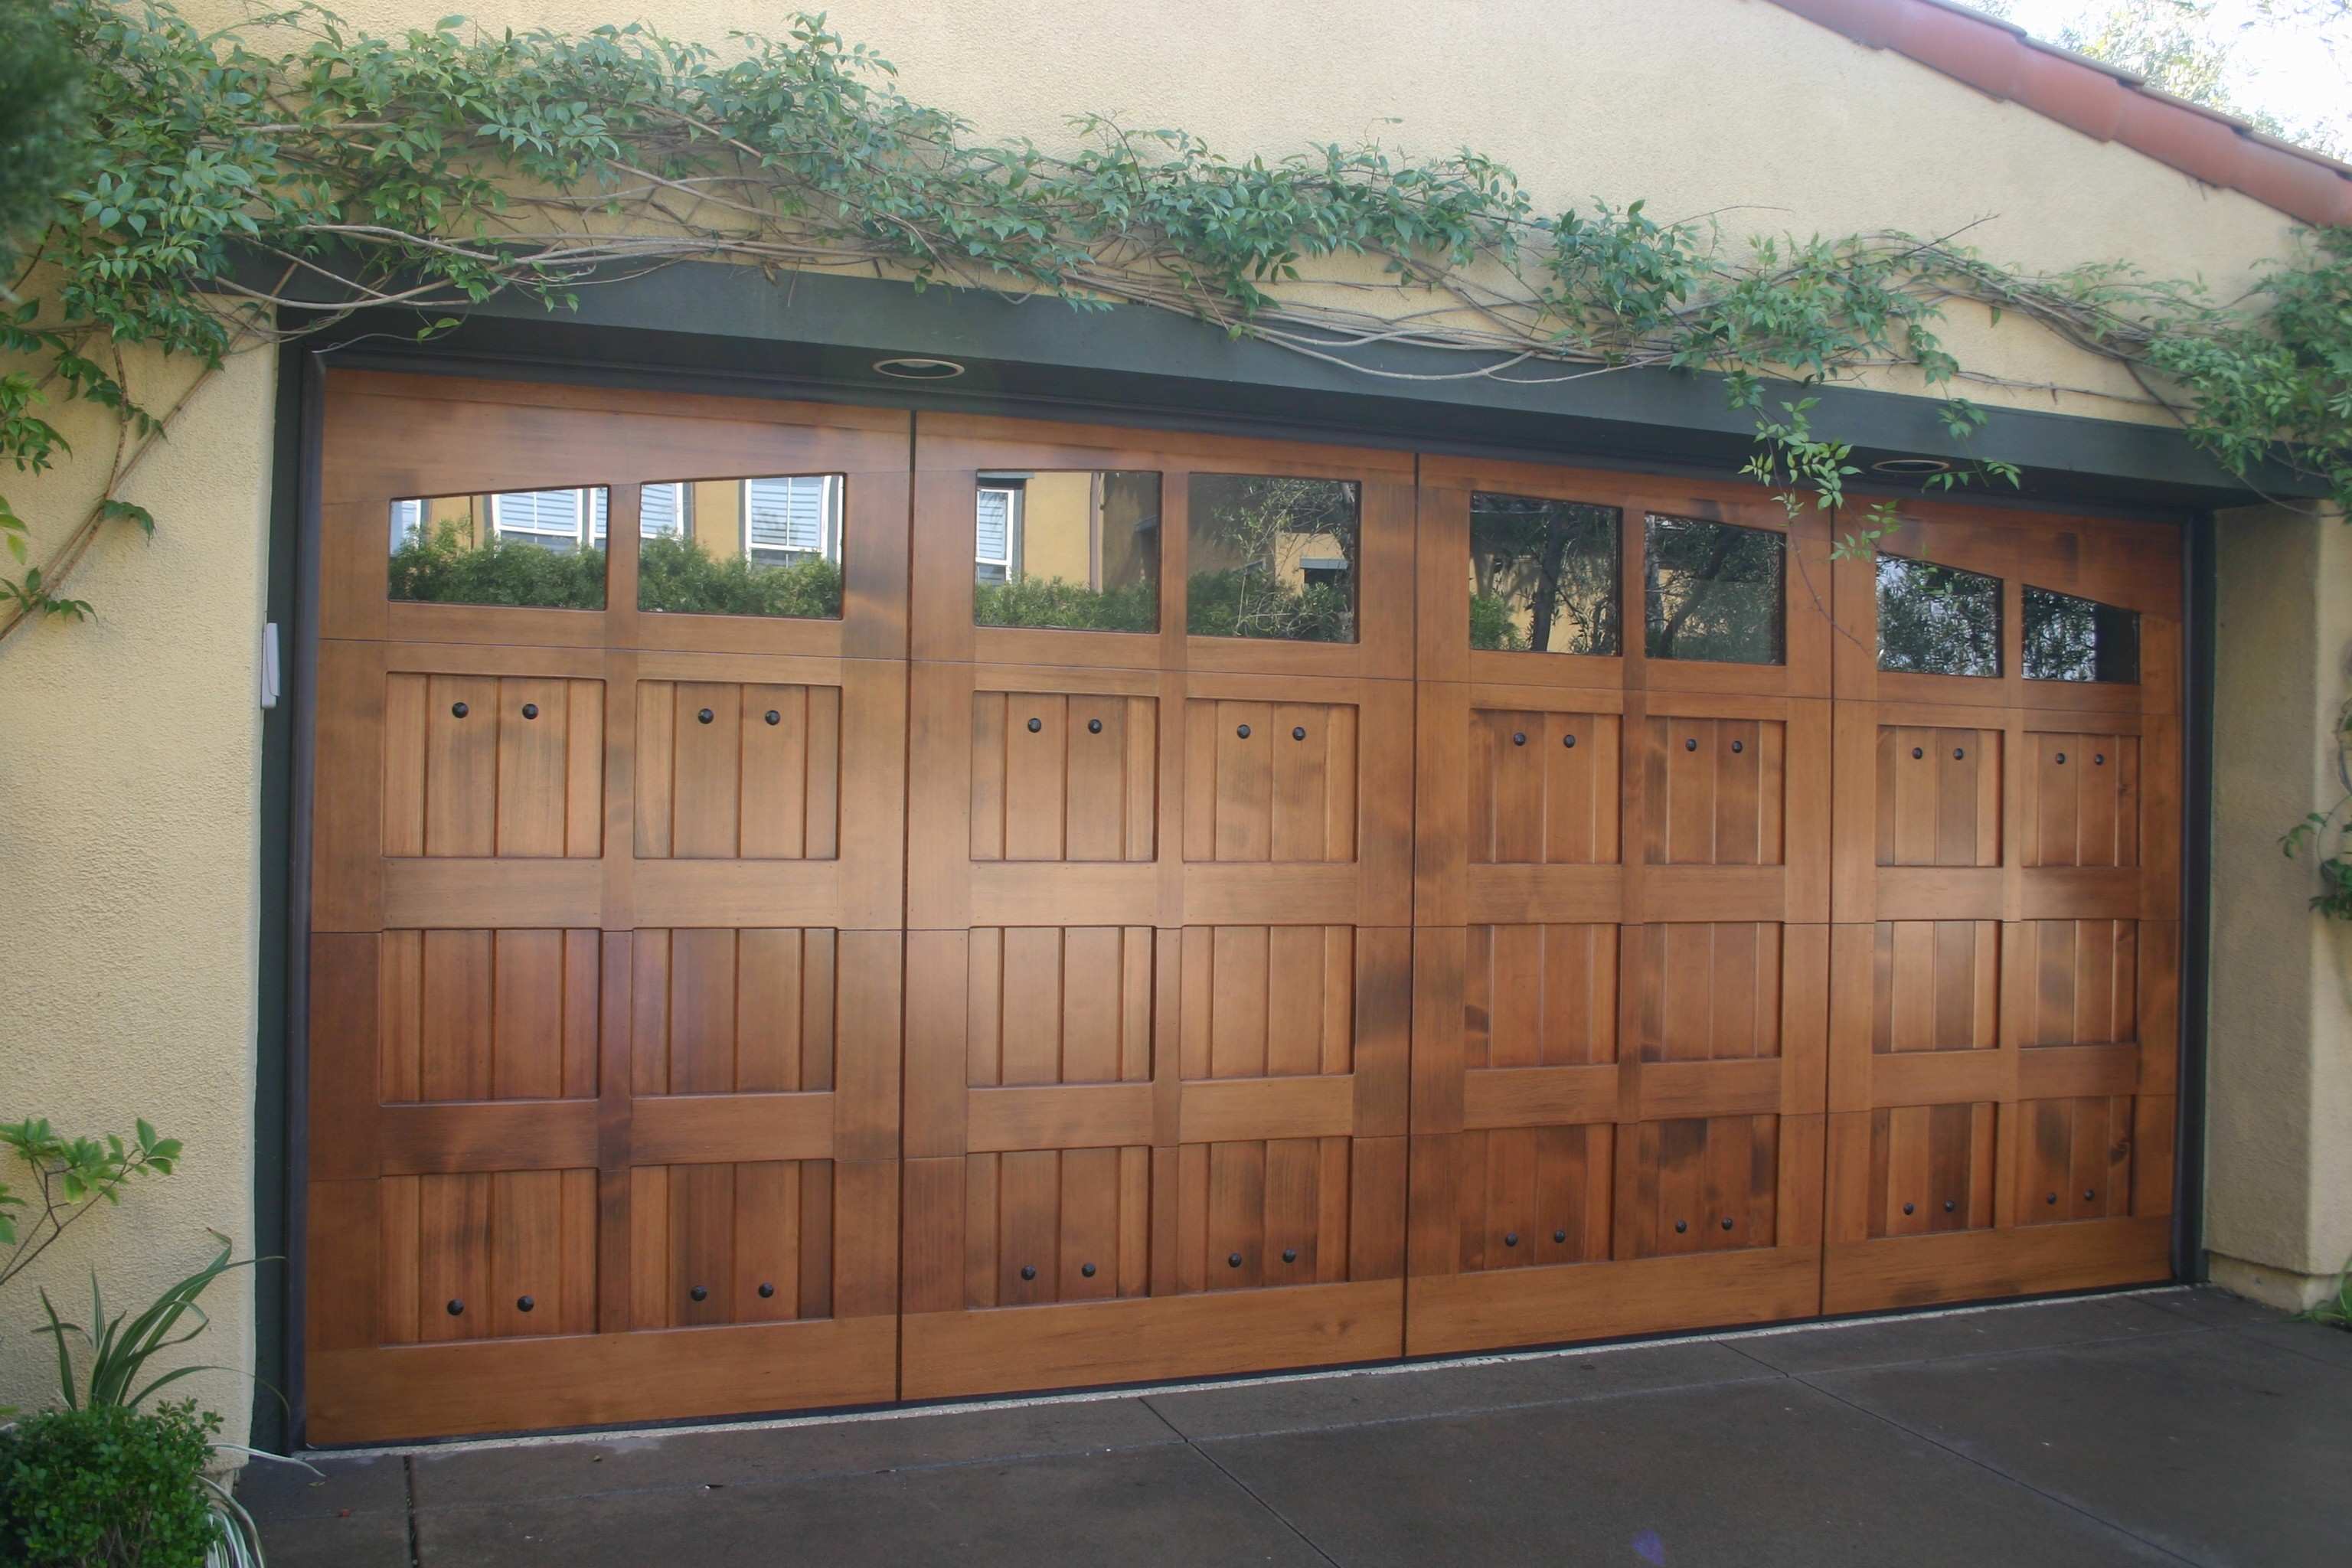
[898,387,1417,1422]
[1821,499,2179,1312]
[308,377,904,1440]
[899,920,1408,1389]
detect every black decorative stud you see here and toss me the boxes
[1953,747,1965,760]
[758,1282,776,1298]
[697,707,714,725]
[1282,1248,1298,1264]
[1081,1263,1098,1278]
[1027,717,1042,733]
[1674,1220,1688,1234]
[1228,1252,1244,1268]
[1943,1200,1957,1214]
[446,1299,465,1316]
[1563,733,1576,749]
[1504,1232,1519,1247]
[1554,1229,1568,1244]
[1684,737,1698,752]
[2047,1191,2060,1205]
[521,702,540,720]
[765,709,781,726]
[1236,724,1252,740]
[1512,732,1527,746]
[2083,1188,2096,1201]
[450,701,469,719]
[2056,751,2067,765]
[1021,1265,1037,1281]
[1731,739,1744,753]
[689,1285,707,1302]
[1912,746,1925,760]
[2093,753,2105,766]
[1088,718,1103,733]
[517,1295,535,1312]
[1721,1217,1735,1230]
[1902,1203,1916,1216]
[1292,726,1307,741]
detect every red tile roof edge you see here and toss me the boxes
[1763,0,2352,226]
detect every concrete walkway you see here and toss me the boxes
[240,1287,2352,1567]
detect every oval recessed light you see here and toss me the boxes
[1870,456,1953,475]
[872,356,966,381]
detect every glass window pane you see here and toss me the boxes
[1187,474,1360,643]
[388,487,608,609]
[972,471,1161,632]
[2023,584,2139,683]
[1642,514,1785,665]
[637,475,844,619]
[1467,492,1620,654]
[1876,556,2001,677]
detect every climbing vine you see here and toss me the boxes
[3,1,2351,904]
[2282,695,2352,920]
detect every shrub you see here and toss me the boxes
[1185,568,1354,643]
[1468,593,1527,651]
[387,521,606,609]
[0,1400,221,1567]
[973,575,1157,632]
[635,534,841,619]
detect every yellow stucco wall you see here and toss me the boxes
[2,0,2342,1439]
[1021,472,1099,586]
[0,342,275,1441]
[2210,505,2352,1309]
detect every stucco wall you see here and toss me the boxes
[0,342,275,1442]
[2209,505,2352,1308]
[174,0,2307,421]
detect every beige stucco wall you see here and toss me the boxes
[0,341,275,1442]
[175,0,2307,421]
[2209,505,2352,1309]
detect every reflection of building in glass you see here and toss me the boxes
[387,477,848,619]
[387,486,655,554]
[1185,474,1360,643]
[741,475,841,566]
[973,471,1158,587]
[388,479,839,561]
[970,472,1162,633]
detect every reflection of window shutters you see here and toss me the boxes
[390,498,422,550]
[975,486,1019,582]
[744,476,837,561]
[638,483,684,538]
[493,488,605,549]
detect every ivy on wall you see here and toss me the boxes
[2,1,2350,905]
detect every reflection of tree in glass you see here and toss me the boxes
[1468,495,1619,654]
[1876,557,2000,677]
[2024,586,2139,683]
[1187,475,1359,642]
[1642,514,1785,664]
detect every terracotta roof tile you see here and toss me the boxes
[1764,0,2352,225]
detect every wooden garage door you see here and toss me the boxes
[302,376,2183,1440]
[1405,458,1833,1355]
[305,374,910,1441]
[897,416,1413,1397]
[1820,502,2180,1310]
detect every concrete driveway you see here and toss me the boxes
[240,1286,2352,1567]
